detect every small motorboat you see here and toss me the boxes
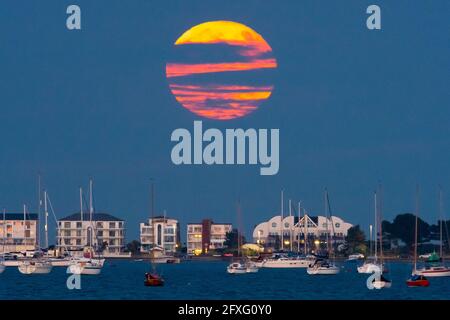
[227,262,247,274]
[406,274,430,287]
[144,272,164,286]
[66,258,104,275]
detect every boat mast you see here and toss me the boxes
[280,189,284,251]
[369,224,373,258]
[79,187,83,251]
[325,189,330,254]
[37,174,41,251]
[379,185,384,265]
[2,208,6,259]
[150,179,156,271]
[374,192,378,262]
[289,199,293,252]
[297,201,301,253]
[44,190,49,257]
[439,186,443,260]
[304,207,308,255]
[23,204,26,250]
[414,185,419,274]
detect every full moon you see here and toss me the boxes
[166,21,277,120]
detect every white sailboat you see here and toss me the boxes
[262,196,311,268]
[18,202,52,275]
[358,192,383,274]
[416,187,450,277]
[0,208,6,273]
[67,180,104,275]
[370,186,391,289]
[227,201,258,274]
[307,189,340,275]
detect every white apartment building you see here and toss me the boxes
[56,212,125,255]
[140,216,180,253]
[187,219,232,255]
[253,214,353,250]
[0,213,38,252]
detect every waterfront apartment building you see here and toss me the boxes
[252,214,353,250]
[140,216,180,253]
[187,219,232,255]
[56,213,125,255]
[0,213,38,252]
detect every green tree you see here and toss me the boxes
[224,229,246,249]
[386,213,430,247]
[126,240,141,254]
[346,225,366,254]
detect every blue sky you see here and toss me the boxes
[0,1,449,244]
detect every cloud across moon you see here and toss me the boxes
[166,21,277,120]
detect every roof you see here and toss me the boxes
[59,212,123,222]
[187,222,232,225]
[3,213,39,221]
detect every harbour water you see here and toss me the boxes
[1,260,450,300]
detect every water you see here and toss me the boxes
[1,260,450,300]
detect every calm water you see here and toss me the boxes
[1,260,450,300]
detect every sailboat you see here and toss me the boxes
[0,208,6,274]
[262,195,311,268]
[67,180,104,275]
[370,187,391,289]
[307,189,340,275]
[358,192,383,274]
[144,180,164,286]
[415,187,450,277]
[407,187,430,287]
[227,201,258,274]
[18,202,53,275]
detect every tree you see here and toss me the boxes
[126,240,141,254]
[224,229,246,249]
[346,225,366,254]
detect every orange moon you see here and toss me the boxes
[166,21,277,120]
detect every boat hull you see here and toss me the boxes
[307,266,340,275]
[406,279,429,287]
[415,268,450,277]
[0,264,5,274]
[67,264,102,275]
[372,280,392,289]
[18,262,53,274]
[262,259,310,268]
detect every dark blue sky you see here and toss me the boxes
[1,1,449,244]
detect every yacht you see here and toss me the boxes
[18,260,53,274]
[261,253,313,268]
[67,257,105,275]
[307,258,340,275]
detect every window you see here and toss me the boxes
[96,222,103,229]
[165,227,174,235]
[119,222,123,228]
[284,222,289,228]
[76,222,82,228]
[109,222,115,229]
[272,222,277,228]
[109,231,115,237]
[157,224,162,245]
[97,230,103,237]
[64,230,71,237]
[76,230,81,237]
[335,223,340,228]
[76,239,81,245]
[164,236,175,243]
[64,222,71,228]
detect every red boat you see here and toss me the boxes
[144,273,165,287]
[406,274,430,287]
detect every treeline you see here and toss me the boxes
[346,213,450,255]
